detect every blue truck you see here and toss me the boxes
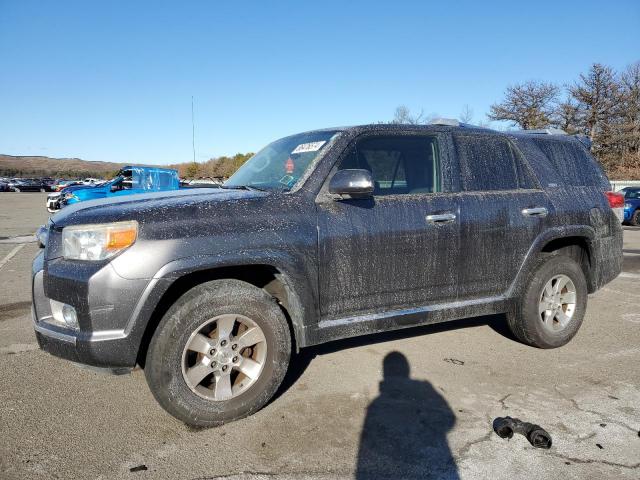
[46,166,181,212]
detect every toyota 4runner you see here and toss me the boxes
[32,122,623,426]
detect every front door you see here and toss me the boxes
[316,133,460,319]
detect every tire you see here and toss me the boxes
[631,210,640,227]
[144,279,291,427]
[507,255,588,349]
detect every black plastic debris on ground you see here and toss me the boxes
[129,465,148,472]
[493,416,553,449]
[443,358,464,366]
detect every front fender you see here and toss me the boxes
[124,251,317,359]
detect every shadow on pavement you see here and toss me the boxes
[355,351,459,479]
[277,313,515,401]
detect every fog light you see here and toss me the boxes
[62,304,79,329]
[49,300,79,330]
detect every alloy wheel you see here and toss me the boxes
[181,314,267,401]
[538,274,577,332]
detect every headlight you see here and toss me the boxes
[624,203,631,209]
[62,221,138,260]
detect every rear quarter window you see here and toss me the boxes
[531,138,607,187]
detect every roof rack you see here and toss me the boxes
[516,128,592,149]
[518,128,567,135]
[428,118,492,130]
[429,118,460,127]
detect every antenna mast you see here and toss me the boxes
[191,96,196,163]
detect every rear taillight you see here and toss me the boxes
[605,191,625,208]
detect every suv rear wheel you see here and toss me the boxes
[507,255,587,348]
[631,210,640,227]
[145,279,291,427]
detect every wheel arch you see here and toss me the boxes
[509,227,597,297]
[134,261,310,367]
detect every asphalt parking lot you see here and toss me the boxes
[0,192,639,479]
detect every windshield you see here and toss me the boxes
[225,130,340,191]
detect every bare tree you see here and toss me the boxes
[568,63,618,144]
[459,104,474,123]
[617,62,640,161]
[553,96,582,135]
[391,105,426,125]
[488,80,559,129]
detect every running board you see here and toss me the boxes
[302,296,512,346]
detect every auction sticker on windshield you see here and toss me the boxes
[291,141,326,154]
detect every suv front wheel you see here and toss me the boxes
[507,255,587,349]
[145,279,291,427]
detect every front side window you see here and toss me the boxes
[225,130,340,191]
[339,136,441,196]
[453,134,532,191]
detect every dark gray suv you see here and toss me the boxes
[32,122,623,426]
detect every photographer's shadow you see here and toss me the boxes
[356,352,459,480]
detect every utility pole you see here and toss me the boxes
[191,96,196,163]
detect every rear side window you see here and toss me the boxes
[339,136,441,195]
[532,138,603,187]
[453,134,534,191]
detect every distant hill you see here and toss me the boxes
[0,152,254,180]
[0,154,127,178]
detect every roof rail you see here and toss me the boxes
[518,128,567,135]
[517,128,593,149]
[574,134,592,149]
[429,118,459,127]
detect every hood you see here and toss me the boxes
[50,187,268,226]
[60,183,100,194]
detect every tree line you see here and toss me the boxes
[489,62,640,179]
[167,152,253,180]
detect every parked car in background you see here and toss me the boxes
[8,178,54,192]
[46,166,180,212]
[32,122,623,427]
[622,187,640,225]
[80,178,104,185]
[0,179,11,192]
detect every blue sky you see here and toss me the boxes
[1,0,639,165]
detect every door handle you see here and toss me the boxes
[426,213,456,223]
[522,207,548,217]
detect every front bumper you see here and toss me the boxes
[31,251,170,369]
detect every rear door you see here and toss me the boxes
[452,133,552,299]
[316,132,461,319]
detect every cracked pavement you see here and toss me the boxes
[0,194,639,479]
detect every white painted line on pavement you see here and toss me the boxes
[0,244,25,271]
[619,272,640,280]
[623,251,640,257]
[0,235,36,244]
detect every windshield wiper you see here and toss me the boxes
[221,184,267,192]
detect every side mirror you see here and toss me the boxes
[328,169,374,198]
